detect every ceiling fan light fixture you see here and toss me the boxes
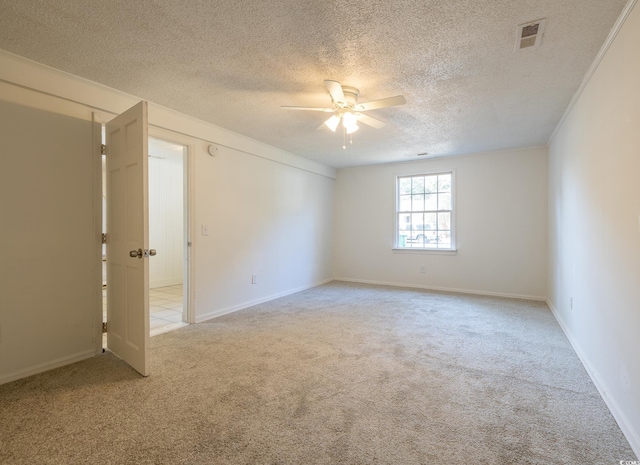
[286,80,405,141]
[324,114,341,132]
[342,111,358,130]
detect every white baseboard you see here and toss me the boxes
[333,277,547,302]
[0,350,96,386]
[150,278,182,289]
[195,278,334,323]
[547,300,640,459]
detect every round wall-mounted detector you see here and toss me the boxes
[208,145,218,157]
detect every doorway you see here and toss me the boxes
[102,134,191,341]
[148,137,189,336]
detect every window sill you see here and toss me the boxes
[392,248,457,255]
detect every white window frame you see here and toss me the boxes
[394,170,456,252]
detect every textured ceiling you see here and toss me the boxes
[0,0,628,168]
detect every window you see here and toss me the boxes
[396,172,454,250]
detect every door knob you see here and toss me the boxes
[130,248,156,258]
[129,249,143,258]
[142,249,157,258]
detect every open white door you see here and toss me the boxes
[105,101,150,376]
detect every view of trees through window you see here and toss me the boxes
[397,172,453,249]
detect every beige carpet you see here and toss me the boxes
[0,282,636,464]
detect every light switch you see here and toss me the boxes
[201,224,209,236]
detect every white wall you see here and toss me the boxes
[334,147,548,299]
[193,141,334,321]
[548,1,640,455]
[0,99,100,383]
[149,146,184,289]
[0,50,335,383]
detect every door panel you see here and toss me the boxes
[105,101,149,376]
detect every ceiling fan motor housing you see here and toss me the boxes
[339,86,360,107]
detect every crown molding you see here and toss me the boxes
[548,0,638,144]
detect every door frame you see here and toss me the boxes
[148,127,196,325]
[93,117,197,353]
[92,112,104,355]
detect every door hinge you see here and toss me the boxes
[101,144,106,155]
[101,233,108,244]
[102,322,108,333]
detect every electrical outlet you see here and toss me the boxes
[419,265,425,273]
[252,274,257,284]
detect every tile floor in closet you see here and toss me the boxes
[149,285,187,336]
[102,284,187,339]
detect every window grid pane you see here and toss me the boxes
[399,195,411,211]
[411,177,425,194]
[412,194,425,211]
[397,173,453,249]
[399,178,412,195]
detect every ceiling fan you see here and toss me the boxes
[282,80,406,135]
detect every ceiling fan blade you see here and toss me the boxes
[282,106,335,112]
[356,113,386,129]
[356,95,406,112]
[324,80,346,104]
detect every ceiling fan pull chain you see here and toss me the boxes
[343,126,346,149]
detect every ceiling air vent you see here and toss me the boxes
[515,18,546,50]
